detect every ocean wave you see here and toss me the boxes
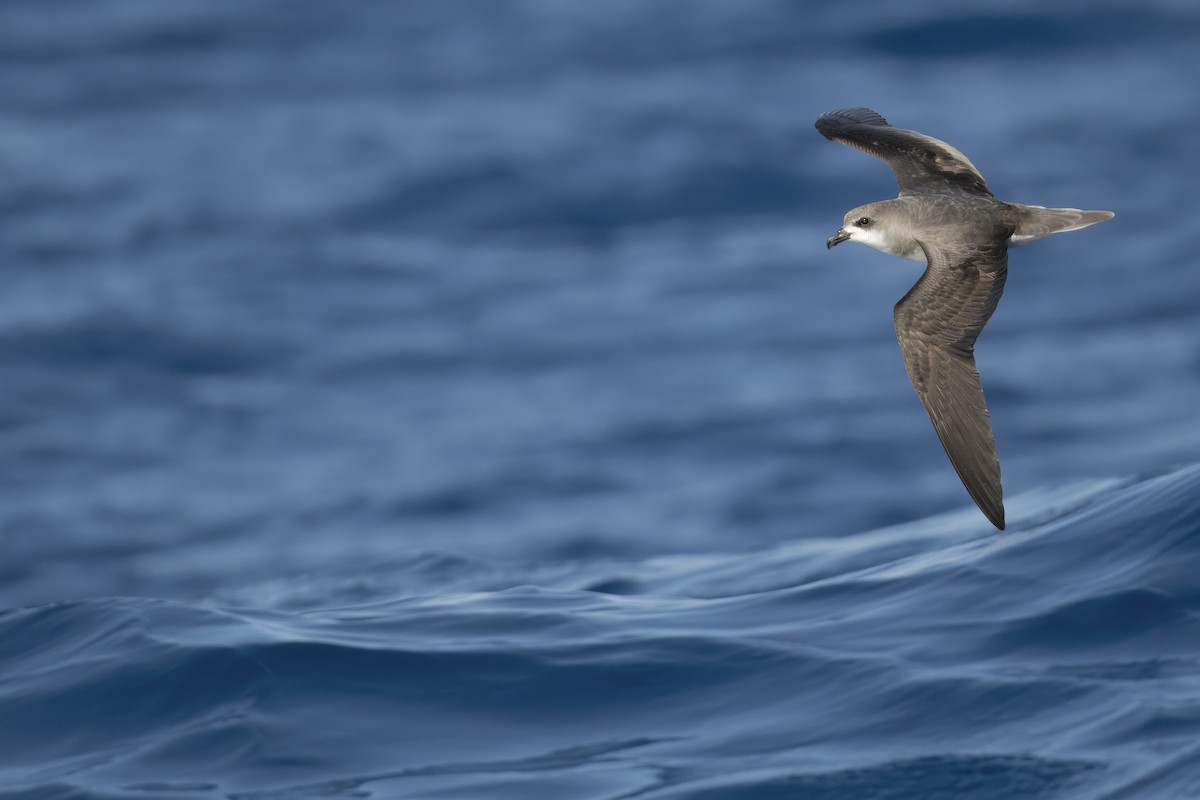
[2,465,1198,798]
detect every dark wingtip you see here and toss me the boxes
[815,107,891,138]
[963,481,1005,530]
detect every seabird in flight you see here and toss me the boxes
[816,107,1113,529]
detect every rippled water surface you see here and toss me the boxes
[1,2,1199,798]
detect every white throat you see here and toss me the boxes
[850,224,923,262]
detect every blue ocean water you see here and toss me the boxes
[1,1,1199,797]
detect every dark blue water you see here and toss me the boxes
[2,2,1199,798]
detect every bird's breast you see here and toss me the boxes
[871,233,924,262]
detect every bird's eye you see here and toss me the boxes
[857,217,871,226]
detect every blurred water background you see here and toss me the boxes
[1,1,1199,798]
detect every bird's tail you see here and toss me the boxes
[1008,204,1114,246]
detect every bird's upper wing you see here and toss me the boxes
[816,108,993,198]
[894,237,1008,529]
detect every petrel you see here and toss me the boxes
[816,107,1113,529]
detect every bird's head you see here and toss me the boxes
[827,203,890,251]
[825,200,924,261]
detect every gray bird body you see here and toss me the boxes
[816,108,1113,529]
